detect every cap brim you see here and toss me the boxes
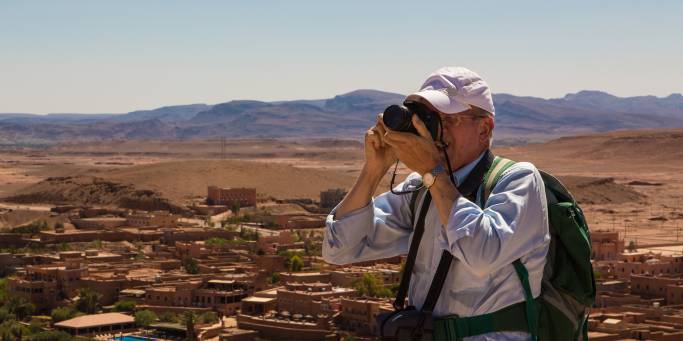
[407,90,470,115]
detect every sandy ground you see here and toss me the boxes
[1,128,682,247]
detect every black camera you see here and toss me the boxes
[382,101,441,140]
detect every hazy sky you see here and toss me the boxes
[1,1,681,113]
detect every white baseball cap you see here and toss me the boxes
[407,66,495,116]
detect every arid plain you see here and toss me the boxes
[1,128,682,249]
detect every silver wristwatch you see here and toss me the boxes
[422,164,446,189]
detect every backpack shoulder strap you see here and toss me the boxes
[478,156,517,208]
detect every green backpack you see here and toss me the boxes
[413,156,596,341]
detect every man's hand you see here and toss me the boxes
[334,114,397,219]
[383,114,443,175]
[364,113,397,177]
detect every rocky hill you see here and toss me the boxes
[2,89,682,144]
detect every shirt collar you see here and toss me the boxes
[452,151,487,186]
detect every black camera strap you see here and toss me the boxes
[393,149,494,311]
[393,190,431,310]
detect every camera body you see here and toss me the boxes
[382,101,441,140]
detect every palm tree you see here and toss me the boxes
[183,311,197,341]
[75,288,102,314]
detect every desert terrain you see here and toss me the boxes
[1,128,682,249]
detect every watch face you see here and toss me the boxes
[423,172,435,188]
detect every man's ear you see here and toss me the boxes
[478,117,494,145]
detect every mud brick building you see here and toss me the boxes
[337,298,393,336]
[631,274,683,301]
[126,210,178,227]
[320,188,346,210]
[55,312,136,336]
[591,230,625,261]
[208,186,257,207]
[140,279,253,315]
[71,217,127,230]
[276,282,356,316]
[614,252,683,279]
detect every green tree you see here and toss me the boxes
[0,308,11,323]
[74,288,101,314]
[158,311,178,323]
[28,330,73,341]
[134,310,157,328]
[182,311,197,341]
[352,273,392,298]
[0,278,7,304]
[5,296,35,320]
[266,273,280,285]
[628,240,637,252]
[205,237,228,248]
[182,257,200,274]
[113,300,136,312]
[287,255,304,272]
[54,222,65,230]
[0,319,28,340]
[51,306,78,323]
[9,220,48,234]
[197,311,218,324]
[231,200,241,217]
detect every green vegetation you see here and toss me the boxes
[205,237,228,247]
[205,237,248,248]
[28,330,73,341]
[4,296,35,320]
[56,243,72,252]
[182,311,196,341]
[285,254,304,272]
[50,306,80,323]
[0,278,7,304]
[239,228,259,241]
[266,273,280,285]
[74,288,101,314]
[231,200,241,217]
[352,273,392,298]
[9,220,48,234]
[197,311,218,324]
[303,240,321,256]
[54,222,65,230]
[0,308,10,323]
[628,240,637,252]
[134,310,157,328]
[0,319,29,340]
[0,281,79,340]
[88,239,103,250]
[182,257,200,274]
[158,311,178,323]
[113,300,136,312]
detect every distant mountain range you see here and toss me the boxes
[1,89,682,145]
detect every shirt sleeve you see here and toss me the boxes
[322,173,421,265]
[440,162,550,277]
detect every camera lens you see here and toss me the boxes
[382,105,413,132]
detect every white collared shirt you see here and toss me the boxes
[322,153,550,340]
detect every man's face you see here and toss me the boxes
[412,97,493,169]
[438,110,489,167]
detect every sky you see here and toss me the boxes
[1,1,681,114]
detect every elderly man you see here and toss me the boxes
[322,66,550,340]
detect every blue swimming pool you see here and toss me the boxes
[112,336,156,341]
